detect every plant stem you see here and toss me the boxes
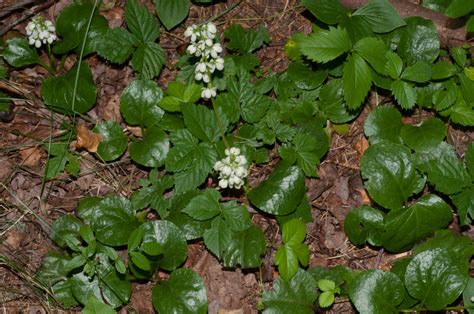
[205,0,242,24]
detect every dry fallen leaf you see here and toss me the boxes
[19,146,43,167]
[75,124,102,153]
[354,136,369,157]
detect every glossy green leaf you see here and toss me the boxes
[154,0,189,30]
[343,52,372,109]
[3,38,40,67]
[444,0,474,18]
[364,105,403,144]
[444,97,474,126]
[223,224,265,268]
[287,61,327,90]
[227,75,270,123]
[203,217,232,258]
[220,202,252,231]
[415,142,470,195]
[391,79,417,109]
[400,117,446,152]
[94,121,127,161]
[224,24,270,54]
[50,214,82,248]
[413,229,474,259]
[248,162,305,215]
[344,205,385,246]
[318,79,358,124]
[432,81,458,111]
[131,42,166,79]
[152,269,207,314]
[385,51,403,79]
[262,269,318,314]
[463,278,474,314]
[78,195,139,246]
[361,143,425,210]
[127,0,161,42]
[349,270,404,314]
[130,251,151,271]
[181,103,225,143]
[390,259,419,309]
[181,188,221,220]
[130,126,169,167]
[41,62,96,114]
[401,61,431,83]
[96,262,131,307]
[279,132,321,177]
[95,28,136,64]
[383,194,452,252]
[431,61,458,80]
[452,186,474,226]
[70,273,102,306]
[140,220,187,271]
[398,17,439,65]
[83,296,116,314]
[300,26,351,63]
[300,0,346,24]
[352,0,406,33]
[120,79,164,127]
[354,37,388,74]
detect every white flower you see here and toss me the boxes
[187,44,197,55]
[25,15,56,48]
[229,147,240,155]
[213,146,249,189]
[201,87,216,99]
[196,61,207,73]
[219,179,228,189]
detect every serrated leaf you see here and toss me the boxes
[248,162,305,215]
[221,202,252,231]
[349,270,404,313]
[433,81,458,111]
[361,143,425,210]
[280,132,321,177]
[318,79,358,124]
[431,60,458,80]
[277,195,313,225]
[354,37,388,74]
[224,24,270,54]
[131,42,166,79]
[227,75,270,123]
[282,218,306,246]
[415,142,470,195]
[445,97,474,126]
[130,126,169,167]
[364,105,403,144]
[181,188,221,220]
[125,0,160,42]
[94,121,127,161]
[203,217,232,258]
[453,187,474,225]
[385,51,403,79]
[300,26,351,63]
[300,0,346,24]
[275,245,300,281]
[352,0,406,33]
[3,38,40,67]
[318,279,336,292]
[401,61,431,83]
[398,17,439,65]
[400,117,446,152]
[343,53,372,109]
[344,205,385,246]
[83,296,116,314]
[95,28,136,64]
[391,79,417,109]
[41,62,96,114]
[318,291,335,308]
[181,103,225,143]
[262,269,318,314]
[287,61,327,90]
[223,225,265,268]
[383,194,452,252]
[154,0,189,31]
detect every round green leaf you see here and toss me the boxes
[344,205,385,246]
[401,118,446,152]
[248,163,306,215]
[397,17,440,65]
[96,262,131,307]
[152,268,207,314]
[94,121,128,161]
[349,270,404,314]
[222,225,266,268]
[70,273,103,306]
[3,38,40,67]
[41,62,97,114]
[364,106,403,144]
[361,143,425,210]
[405,248,469,311]
[78,195,139,246]
[51,214,83,248]
[120,79,164,127]
[318,291,335,308]
[140,220,187,271]
[130,126,169,167]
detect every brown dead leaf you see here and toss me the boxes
[75,124,102,153]
[356,188,371,205]
[19,146,43,167]
[354,136,369,157]
[127,125,143,138]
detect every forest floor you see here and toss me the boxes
[0,0,473,313]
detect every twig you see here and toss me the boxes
[0,0,55,36]
[0,0,39,19]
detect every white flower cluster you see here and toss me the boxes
[184,22,224,100]
[26,16,57,48]
[214,147,248,189]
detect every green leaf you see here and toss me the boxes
[287,61,327,90]
[203,217,232,258]
[130,126,169,167]
[167,81,201,104]
[353,37,388,74]
[364,105,403,144]
[275,245,301,281]
[94,121,127,161]
[154,0,189,31]
[352,0,406,33]
[385,51,403,79]
[223,225,266,268]
[452,187,474,226]
[413,229,474,259]
[318,78,358,124]
[444,0,474,18]
[450,47,467,67]
[390,259,419,309]
[45,156,67,179]
[127,0,161,42]
[300,26,351,63]
[343,53,372,109]
[318,291,335,308]
[349,270,404,313]
[361,143,425,210]
[431,61,458,80]
[300,0,346,24]
[128,228,144,251]
[54,3,108,55]
[96,262,131,307]
[282,218,306,246]
[444,98,474,126]
[95,28,136,64]
[83,296,116,314]
[120,79,164,127]
[391,79,417,109]
[142,242,163,256]
[220,202,252,231]
[398,17,439,65]
[3,38,40,67]
[130,251,151,271]
[224,24,270,54]
[463,278,474,314]
[277,195,313,225]
[248,162,305,215]
[78,195,139,246]
[401,61,431,83]
[318,279,336,292]
[262,269,318,314]
[415,142,470,195]
[152,269,207,314]
[280,132,322,177]
[400,117,446,152]
[181,188,221,220]
[433,81,458,111]
[344,205,385,246]
[70,273,103,306]
[131,42,166,79]
[227,75,270,123]
[405,248,470,311]
[50,214,82,248]
[181,103,225,143]
[41,62,96,114]
[140,220,187,271]
[383,194,452,252]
